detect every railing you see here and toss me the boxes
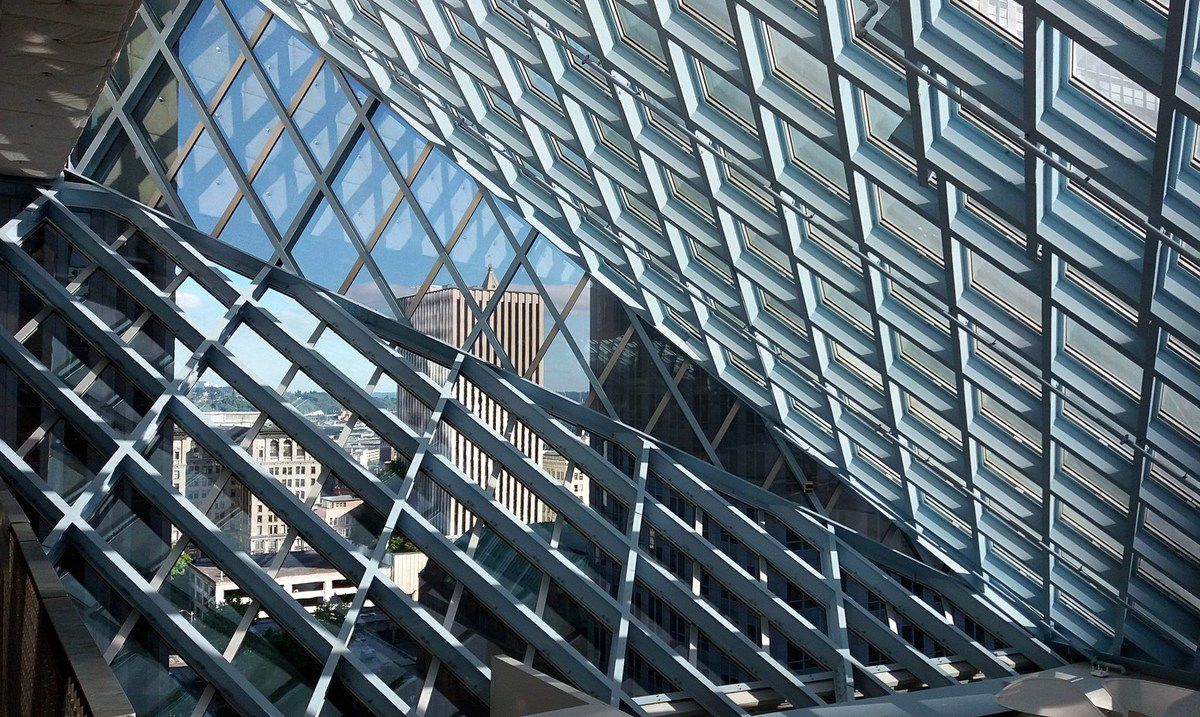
[0,483,134,717]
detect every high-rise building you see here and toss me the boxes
[399,266,549,535]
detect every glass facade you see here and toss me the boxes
[0,177,1056,714]
[0,0,1196,714]
[257,0,1200,677]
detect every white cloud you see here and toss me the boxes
[175,290,201,310]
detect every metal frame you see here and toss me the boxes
[0,175,1060,714]
[247,0,1200,671]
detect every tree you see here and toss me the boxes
[387,534,419,553]
[169,548,194,577]
[314,598,347,628]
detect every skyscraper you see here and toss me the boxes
[400,266,548,535]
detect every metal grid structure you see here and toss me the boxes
[0,176,1059,715]
[73,0,830,508]
[250,0,1200,671]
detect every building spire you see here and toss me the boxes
[483,264,498,290]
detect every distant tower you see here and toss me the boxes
[398,269,548,536]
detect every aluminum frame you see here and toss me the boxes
[246,0,1200,672]
[0,175,1060,714]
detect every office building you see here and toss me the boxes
[400,267,549,535]
[173,423,342,555]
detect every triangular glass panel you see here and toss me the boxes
[290,198,359,292]
[88,474,177,581]
[218,196,277,262]
[109,619,210,715]
[371,199,438,307]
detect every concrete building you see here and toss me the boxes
[540,447,590,507]
[400,267,548,536]
[182,550,429,614]
[172,422,328,555]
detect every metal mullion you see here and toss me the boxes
[637,495,891,696]
[468,311,1060,676]
[627,310,724,466]
[103,368,275,666]
[660,437,1061,670]
[12,224,137,344]
[397,147,455,314]
[376,350,499,709]
[435,216,525,370]
[385,156,474,314]
[107,86,193,221]
[417,402,741,712]
[0,434,280,715]
[1104,0,1192,654]
[121,410,359,657]
[840,592,956,687]
[834,547,1016,680]
[274,283,445,412]
[199,347,396,512]
[220,436,408,717]
[380,284,598,706]
[803,498,864,701]
[709,401,741,450]
[524,512,564,665]
[77,0,242,173]
[146,23,262,211]
[237,304,439,477]
[822,20,922,535]
[0,233,167,402]
[42,197,210,349]
[656,10,781,402]
[1021,6,1060,636]
[59,506,284,715]
[103,470,236,661]
[42,158,1089,714]
[76,84,134,175]
[215,6,406,317]
[594,325,635,386]
[271,129,352,254]
[645,458,849,620]
[833,527,1065,669]
[104,343,268,668]
[338,72,515,360]
[257,8,1200,672]
[638,462,902,695]
[427,371,768,714]
[648,463,948,690]
[151,20,298,273]
[59,182,249,309]
[390,497,637,706]
[607,441,649,704]
[301,364,421,717]
[535,326,1003,568]
[487,205,618,416]
[862,177,982,572]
